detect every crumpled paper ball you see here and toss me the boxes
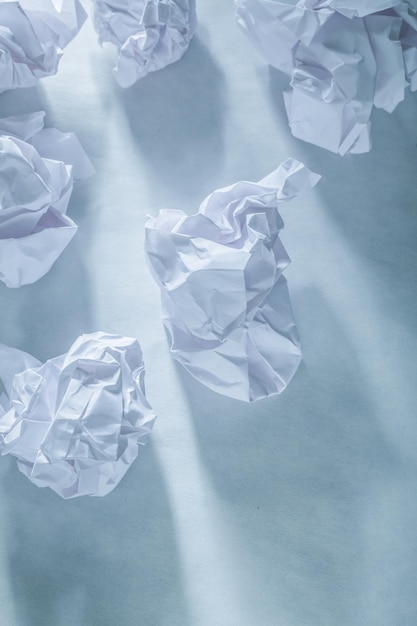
[145,159,320,402]
[0,111,94,288]
[235,0,417,154]
[92,0,197,87]
[0,0,87,92]
[0,333,156,498]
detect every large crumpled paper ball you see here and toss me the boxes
[0,0,87,92]
[146,159,320,402]
[0,333,156,498]
[92,0,197,87]
[0,111,94,288]
[235,0,417,154]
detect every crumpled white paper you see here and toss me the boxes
[0,0,87,92]
[0,111,95,288]
[92,0,197,87]
[235,0,417,154]
[0,332,156,498]
[145,159,320,402]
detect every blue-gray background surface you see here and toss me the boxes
[0,2,416,625]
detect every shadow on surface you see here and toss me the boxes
[2,441,190,626]
[0,86,45,117]
[175,286,417,626]
[114,36,226,211]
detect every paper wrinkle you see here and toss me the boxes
[235,0,417,154]
[0,344,41,418]
[0,332,156,498]
[0,112,94,288]
[91,0,197,87]
[145,159,320,402]
[0,0,86,93]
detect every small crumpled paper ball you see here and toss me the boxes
[235,0,417,155]
[146,159,320,402]
[0,0,87,92]
[0,333,156,498]
[0,111,94,288]
[92,0,197,87]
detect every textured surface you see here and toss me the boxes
[0,1,416,624]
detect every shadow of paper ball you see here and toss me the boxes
[173,285,417,625]
[114,36,226,210]
[1,441,191,626]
